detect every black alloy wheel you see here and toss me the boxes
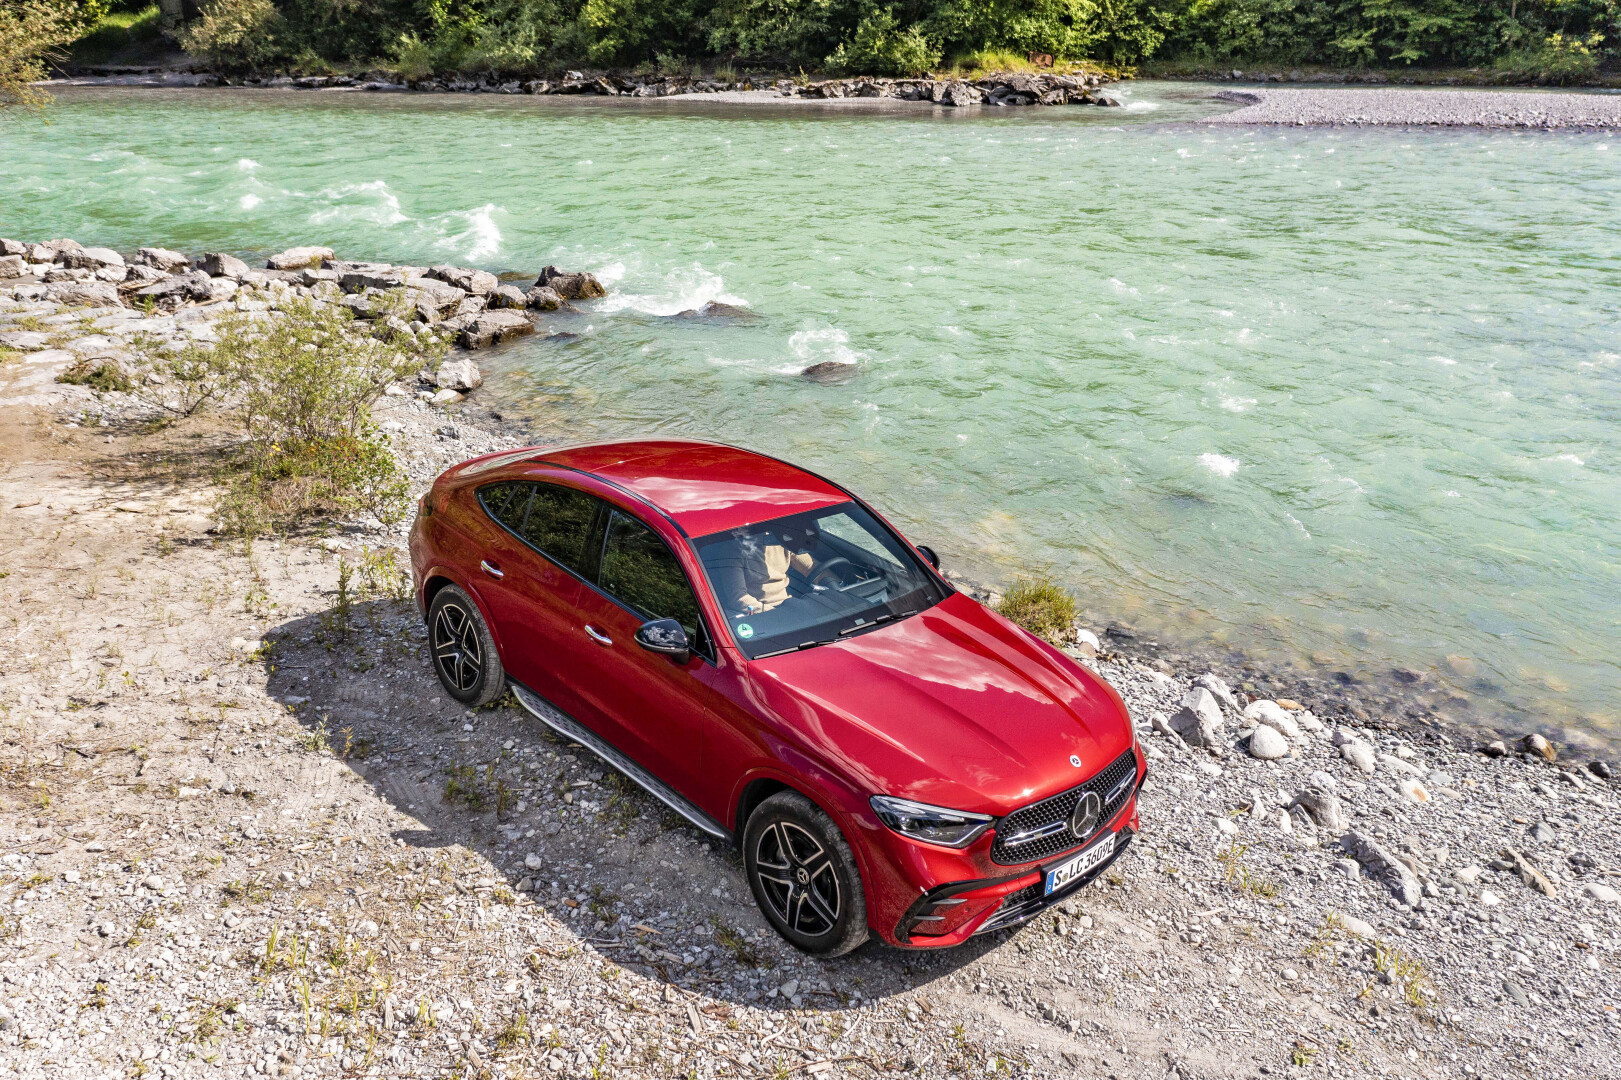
[744,791,867,956]
[428,585,506,708]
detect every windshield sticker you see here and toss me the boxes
[736,623,754,639]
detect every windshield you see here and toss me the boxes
[691,501,947,659]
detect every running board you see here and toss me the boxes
[508,681,733,844]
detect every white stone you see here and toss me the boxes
[1338,914,1376,938]
[1480,889,1501,906]
[1581,882,1620,905]
[1248,725,1289,760]
[1399,778,1430,803]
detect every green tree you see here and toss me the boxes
[1,0,80,112]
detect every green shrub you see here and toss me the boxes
[176,0,283,69]
[1493,32,1602,84]
[826,11,940,76]
[216,435,412,536]
[68,3,161,66]
[56,357,134,393]
[996,576,1076,644]
[2,0,78,112]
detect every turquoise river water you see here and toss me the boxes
[4,84,1618,747]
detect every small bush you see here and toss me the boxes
[176,0,282,69]
[57,358,133,393]
[826,12,940,77]
[996,576,1076,644]
[1493,33,1601,84]
[216,436,411,536]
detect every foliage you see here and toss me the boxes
[217,435,412,536]
[176,0,283,68]
[995,575,1076,644]
[57,357,134,393]
[68,3,162,66]
[67,0,1621,76]
[1,0,79,113]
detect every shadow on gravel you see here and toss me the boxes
[262,595,1018,1015]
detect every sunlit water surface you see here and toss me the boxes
[5,85,1618,746]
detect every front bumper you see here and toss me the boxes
[869,756,1144,949]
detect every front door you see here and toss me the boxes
[563,508,718,806]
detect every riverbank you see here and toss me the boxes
[1,236,1620,1080]
[1205,86,1621,128]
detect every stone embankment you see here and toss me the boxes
[54,68,1119,108]
[0,238,608,406]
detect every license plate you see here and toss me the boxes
[1044,832,1116,896]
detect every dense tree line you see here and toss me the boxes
[83,0,1621,79]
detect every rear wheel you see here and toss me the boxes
[744,791,868,956]
[428,585,505,708]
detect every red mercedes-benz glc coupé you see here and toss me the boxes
[409,439,1143,954]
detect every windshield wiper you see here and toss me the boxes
[752,637,839,659]
[838,609,917,636]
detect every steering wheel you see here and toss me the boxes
[807,557,855,590]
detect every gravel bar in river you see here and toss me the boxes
[1208,86,1621,128]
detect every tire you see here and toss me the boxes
[427,585,506,708]
[744,791,868,957]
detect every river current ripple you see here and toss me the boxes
[5,84,1618,748]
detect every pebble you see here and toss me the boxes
[1248,725,1289,760]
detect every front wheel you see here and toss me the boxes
[428,585,505,708]
[744,791,868,956]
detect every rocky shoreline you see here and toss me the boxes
[50,68,1120,108]
[3,235,1620,1080]
[1204,86,1621,128]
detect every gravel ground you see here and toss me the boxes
[3,252,1621,1080]
[1206,86,1621,127]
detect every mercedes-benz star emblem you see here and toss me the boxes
[1069,754,1082,768]
[1069,791,1102,839]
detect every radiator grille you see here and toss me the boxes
[989,749,1138,865]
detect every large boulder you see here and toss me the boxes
[524,285,569,311]
[1167,687,1224,747]
[134,247,191,272]
[62,247,125,270]
[459,310,534,349]
[428,265,499,295]
[485,284,527,309]
[133,270,215,307]
[434,358,484,391]
[339,267,404,293]
[0,239,25,256]
[1290,788,1345,831]
[45,281,121,307]
[1248,726,1289,760]
[122,265,169,285]
[0,255,25,279]
[534,265,606,300]
[407,278,468,317]
[1193,672,1239,712]
[1244,700,1302,739]
[196,252,251,280]
[265,245,334,270]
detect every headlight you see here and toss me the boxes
[869,795,994,849]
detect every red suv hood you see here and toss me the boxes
[747,593,1134,815]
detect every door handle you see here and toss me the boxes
[480,560,503,579]
[584,625,613,646]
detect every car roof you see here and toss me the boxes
[533,440,851,538]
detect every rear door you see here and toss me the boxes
[474,480,603,717]
[565,507,719,805]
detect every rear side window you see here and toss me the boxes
[478,482,531,532]
[520,483,600,575]
[599,509,710,656]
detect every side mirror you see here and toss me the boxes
[916,544,940,571]
[635,618,691,663]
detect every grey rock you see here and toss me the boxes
[1481,740,1508,758]
[1248,725,1289,760]
[671,300,757,321]
[801,360,858,383]
[265,246,334,270]
[485,284,528,309]
[1308,770,1337,792]
[134,247,190,271]
[1501,846,1557,898]
[428,265,499,295]
[407,278,468,317]
[1340,741,1376,774]
[0,254,25,279]
[1291,789,1345,830]
[1193,673,1239,712]
[62,246,125,270]
[459,310,534,349]
[0,238,24,256]
[134,270,213,306]
[196,252,251,279]
[1520,733,1557,761]
[0,330,50,349]
[341,267,410,293]
[123,264,168,285]
[45,281,121,307]
[435,358,484,391]
[534,265,606,300]
[524,285,570,311]
[1168,687,1225,748]
[1589,759,1613,779]
[1246,700,1302,739]
[1341,830,1422,907]
[1528,821,1555,844]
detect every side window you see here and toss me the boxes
[599,510,710,656]
[519,482,600,575]
[478,482,531,532]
